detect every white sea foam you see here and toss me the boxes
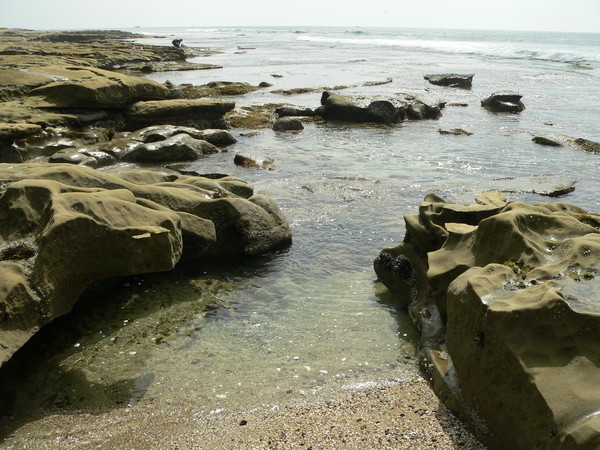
[296,33,599,64]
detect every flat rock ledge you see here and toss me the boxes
[0,163,291,369]
[374,192,600,448]
[424,73,474,89]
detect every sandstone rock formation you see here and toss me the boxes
[375,193,600,448]
[127,98,235,130]
[0,163,291,368]
[23,66,170,109]
[481,92,525,113]
[0,29,219,82]
[424,73,474,88]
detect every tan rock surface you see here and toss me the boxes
[0,163,291,369]
[375,194,600,448]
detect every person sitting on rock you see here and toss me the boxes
[172,38,183,48]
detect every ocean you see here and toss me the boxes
[5,26,600,419]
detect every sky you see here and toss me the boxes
[1,0,599,33]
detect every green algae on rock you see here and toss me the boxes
[375,192,600,448]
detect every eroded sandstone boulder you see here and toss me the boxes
[24,66,170,109]
[0,163,291,368]
[375,193,600,448]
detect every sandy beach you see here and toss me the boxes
[1,378,484,449]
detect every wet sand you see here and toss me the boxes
[1,377,485,449]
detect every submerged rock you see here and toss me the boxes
[272,117,304,131]
[234,153,275,170]
[532,136,563,146]
[532,133,600,154]
[375,193,600,448]
[438,128,473,136]
[481,92,525,113]
[424,73,474,88]
[0,163,291,368]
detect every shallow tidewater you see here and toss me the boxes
[1,26,599,443]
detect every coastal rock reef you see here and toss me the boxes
[375,192,600,448]
[0,163,292,368]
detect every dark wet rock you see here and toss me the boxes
[234,153,275,170]
[79,138,143,160]
[366,100,403,124]
[126,99,235,130]
[316,92,406,124]
[0,163,291,368]
[481,92,525,113]
[375,193,600,448]
[532,136,563,146]
[574,137,600,154]
[0,123,44,162]
[424,73,474,88]
[316,92,369,122]
[438,128,473,136]
[259,81,273,88]
[177,81,261,98]
[448,103,469,107]
[275,106,315,117]
[126,125,237,147]
[531,133,600,154]
[121,134,218,162]
[48,149,100,167]
[0,145,23,163]
[272,118,304,132]
[400,93,444,120]
[406,102,428,120]
[48,146,117,168]
[315,92,443,124]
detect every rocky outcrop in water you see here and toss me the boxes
[272,117,304,132]
[375,192,600,448]
[315,92,443,124]
[481,92,525,113]
[532,133,600,154]
[0,163,292,368]
[424,73,474,88]
[0,29,220,80]
[7,125,237,168]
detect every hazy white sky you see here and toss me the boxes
[1,0,599,33]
